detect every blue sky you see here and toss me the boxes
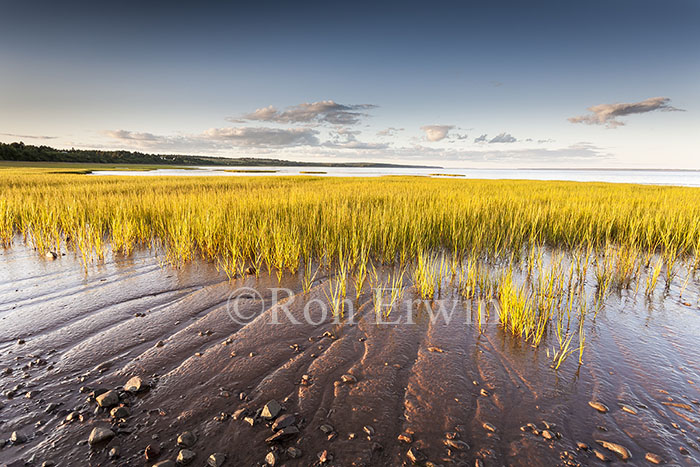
[1,0,698,168]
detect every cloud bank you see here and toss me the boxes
[568,97,683,128]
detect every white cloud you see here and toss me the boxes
[421,125,454,142]
[377,127,404,137]
[488,132,517,143]
[568,97,684,128]
[234,100,377,125]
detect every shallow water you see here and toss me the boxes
[0,246,699,466]
[90,167,700,187]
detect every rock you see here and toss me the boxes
[407,447,427,464]
[320,424,334,434]
[596,440,632,460]
[243,416,256,426]
[398,432,413,443]
[232,408,248,420]
[110,406,129,419]
[482,422,497,433]
[95,390,119,408]
[17,339,25,345]
[45,402,60,413]
[153,462,177,467]
[177,431,197,448]
[363,425,375,436]
[207,452,227,467]
[480,389,489,397]
[10,431,27,444]
[340,374,357,384]
[593,449,610,462]
[287,446,302,458]
[45,251,58,260]
[445,439,470,450]
[679,446,690,455]
[265,451,280,466]
[155,340,165,348]
[318,450,332,463]
[576,441,589,450]
[109,447,119,458]
[542,430,555,440]
[588,401,609,413]
[620,404,637,415]
[271,414,296,431]
[261,400,282,419]
[645,452,664,464]
[265,426,299,444]
[124,376,145,393]
[176,449,196,465]
[88,427,115,445]
[145,444,161,461]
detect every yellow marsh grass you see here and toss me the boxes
[2,168,699,363]
[1,169,699,273]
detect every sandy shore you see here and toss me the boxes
[0,245,699,466]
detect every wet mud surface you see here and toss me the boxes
[0,246,699,466]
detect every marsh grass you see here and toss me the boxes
[2,169,699,363]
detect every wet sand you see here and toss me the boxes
[1,246,699,466]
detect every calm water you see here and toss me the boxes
[92,166,700,187]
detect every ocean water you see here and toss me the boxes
[91,166,700,187]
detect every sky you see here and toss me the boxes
[1,0,698,168]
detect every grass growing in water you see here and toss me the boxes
[1,167,699,364]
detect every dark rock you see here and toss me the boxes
[177,431,197,448]
[265,451,279,466]
[207,452,227,467]
[340,374,357,384]
[110,406,129,419]
[445,439,469,450]
[176,449,196,465]
[10,431,27,444]
[407,447,427,464]
[286,446,302,458]
[482,422,497,433]
[145,443,161,461]
[272,414,296,431]
[265,426,299,444]
[95,390,119,408]
[261,400,282,419]
[318,450,332,463]
[232,408,248,420]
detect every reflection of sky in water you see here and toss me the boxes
[92,167,700,187]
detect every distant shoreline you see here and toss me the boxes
[0,141,440,169]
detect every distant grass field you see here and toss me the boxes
[1,165,698,361]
